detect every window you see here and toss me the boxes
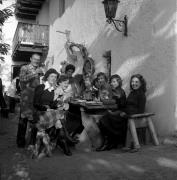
[59,0,65,17]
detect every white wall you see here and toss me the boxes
[47,0,177,136]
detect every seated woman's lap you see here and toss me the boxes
[65,105,84,135]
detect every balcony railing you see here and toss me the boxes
[12,22,49,53]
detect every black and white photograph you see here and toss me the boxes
[0,0,176,179]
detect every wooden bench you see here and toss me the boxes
[126,113,159,149]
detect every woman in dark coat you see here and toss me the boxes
[97,74,147,151]
[125,74,146,115]
[122,74,147,152]
[96,74,126,151]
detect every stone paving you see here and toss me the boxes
[1,111,177,180]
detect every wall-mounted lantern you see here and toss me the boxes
[102,0,128,36]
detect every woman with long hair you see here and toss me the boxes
[97,74,147,152]
[96,74,126,151]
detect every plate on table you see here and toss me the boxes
[85,101,103,106]
[101,99,116,105]
[73,99,86,103]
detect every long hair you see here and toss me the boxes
[110,74,122,88]
[130,74,146,92]
[96,72,108,83]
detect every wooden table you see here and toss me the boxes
[70,100,117,151]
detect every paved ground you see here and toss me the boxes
[1,110,177,180]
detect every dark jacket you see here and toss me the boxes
[33,84,57,111]
[125,89,146,115]
[112,87,126,110]
[99,87,126,136]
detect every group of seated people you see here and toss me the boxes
[20,63,147,158]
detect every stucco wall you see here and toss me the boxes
[47,0,177,136]
[36,0,49,25]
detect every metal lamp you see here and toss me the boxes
[102,0,128,36]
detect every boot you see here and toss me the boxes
[65,133,79,145]
[96,137,109,152]
[62,125,78,145]
[28,125,37,146]
[16,118,28,148]
[96,122,109,152]
[56,128,72,156]
[57,139,72,156]
[104,136,118,151]
[104,143,117,151]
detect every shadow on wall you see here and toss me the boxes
[47,0,77,69]
[48,0,176,135]
[87,0,176,135]
[49,0,76,26]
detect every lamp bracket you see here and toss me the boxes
[107,15,128,36]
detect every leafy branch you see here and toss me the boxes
[0,4,15,61]
[0,4,15,25]
[0,43,10,55]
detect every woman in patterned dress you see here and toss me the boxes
[33,69,73,158]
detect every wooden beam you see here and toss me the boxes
[19,0,44,5]
[17,46,44,53]
[16,10,37,17]
[16,16,36,20]
[15,13,36,20]
[16,0,44,13]
[17,0,44,2]
[17,6,39,12]
[19,2,42,8]
[16,9,39,15]
[23,0,45,2]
